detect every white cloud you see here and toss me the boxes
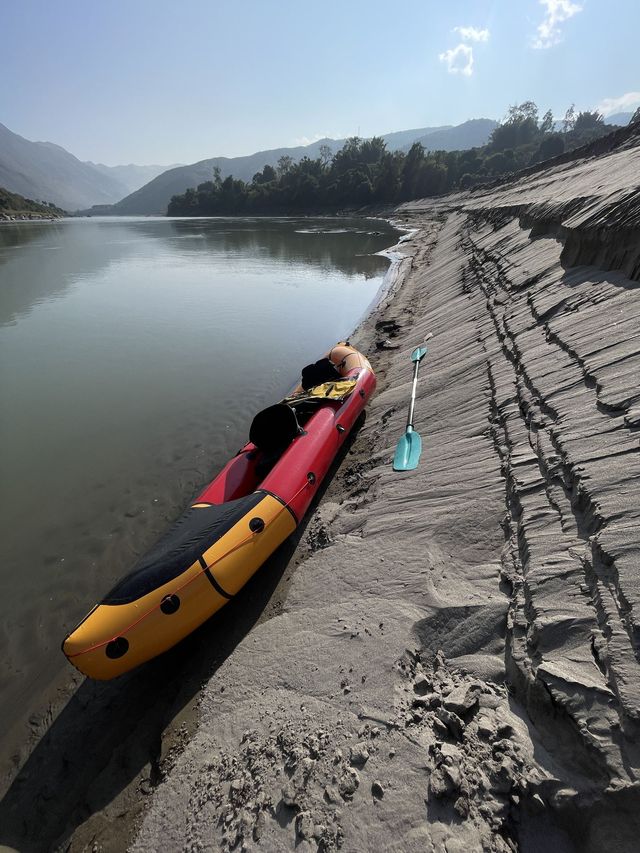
[439,43,474,77]
[454,26,489,42]
[532,0,583,49]
[595,92,640,117]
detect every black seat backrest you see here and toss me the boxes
[301,358,340,390]
[249,404,302,452]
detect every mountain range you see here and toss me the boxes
[0,123,125,211]
[107,119,498,215]
[0,124,183,211]
[0,119,498,214]
[0,112,632,215]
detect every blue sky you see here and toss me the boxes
[1,0,638,165]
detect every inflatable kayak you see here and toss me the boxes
[62,342,375,679]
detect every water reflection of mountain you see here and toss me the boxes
[0,217,398,328]
[0,220,142,327]
[159,217,398,279]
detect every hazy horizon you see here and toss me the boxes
[2,0,639,166]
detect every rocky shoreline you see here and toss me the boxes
[1,126,639,852]
[0,212,63,222]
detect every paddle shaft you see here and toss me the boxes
[406,357,421,429]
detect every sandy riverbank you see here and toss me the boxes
[2,124,639,852]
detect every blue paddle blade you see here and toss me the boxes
[411,345,428,363]
[393,428,423,471]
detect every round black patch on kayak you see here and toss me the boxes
[105,637,129,659]
[160,594,180,614]
[249,517,265,533]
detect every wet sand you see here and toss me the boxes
[2,124,640,851]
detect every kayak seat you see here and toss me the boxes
[301,357,340,390]
[250,403,303,480]
[250,403,302,453]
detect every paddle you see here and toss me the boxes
[392,333,433,471]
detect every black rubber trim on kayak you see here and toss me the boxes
[199,556,233,599]
[101,491,266,605]
[261,488,299,525]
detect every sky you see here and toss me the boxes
[1,0,639,166]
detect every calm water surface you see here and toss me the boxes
[0,215,398,762]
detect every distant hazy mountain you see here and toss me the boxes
[87,162,184,196]
[0,123,129,210]
[604,112,632,126]
[408,118,498,153]
[380,125,452,149]
[112,121,498,215]
[550,112,632,133]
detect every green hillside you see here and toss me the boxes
[0,186,65,219]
